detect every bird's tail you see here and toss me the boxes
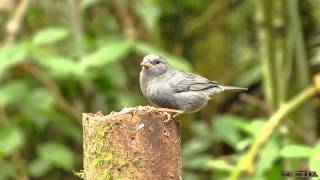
[222,85,248,92]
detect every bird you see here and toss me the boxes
[139,54,247,121]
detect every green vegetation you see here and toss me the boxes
[0,0,319,179]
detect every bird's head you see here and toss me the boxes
[140,54,170,76]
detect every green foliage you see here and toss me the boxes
[80,39,132,70]
[81,0,102,9]
[183,115,267,178]
[32,50,80,77]
[0,160,15,180]
[0,127,24,158]
[32,27,69,46]
[280,142,320,178]
[280,144,315,158]
[134,0,161,30]
[311,48,320,66]
[28,158,52,177]
[0,81,29,106]
[254,139,280,179]
[213,115,247,150]
[38,142,75,171]
[0,43,27,75]
[309,142,320,174]
[0,0,318,179]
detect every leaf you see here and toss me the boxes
[234,64,261,87]
[80,39,132,70]
[33,27,68,45]
[206,159,234,172]
[236,138,252,151]
[81,0,101,9]
[104,62,127,88]
[0,160,15,180]
[280,144,315,158]
[183,172,198,180]
[134,0,160,30]
[182,138,211,157]
[0,127,24,158]
[20,88,54,130]
[256,139,280,175]
[25,88,54,110]
[28,158,52,177]
[41,56,79,77]
[38,142,75,170]
[310,47,320,65]
[0,81,28,106]
[0,43,27,75]
[51,114,81,141]
[189,121,211,138]
[309,141,320,173]
[30,48,81,77]
[134,41,192,72]
[244,118,267,137]
[184,154,214,169]
[213,115,247,150]
[309,155,320,176]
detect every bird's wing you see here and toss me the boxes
[169,70,221,93]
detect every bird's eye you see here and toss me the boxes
[155,60,160,64]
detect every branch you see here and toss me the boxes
[111,1,137,40]
[255,0,277,109]
[21,62,80,122]
[183,1,221,36]
[229,84,319,180]
[5,0,29,44]
[2,1,30,179]
[67,0,85,58]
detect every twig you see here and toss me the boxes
[67,0,85,58]
[21,62,80,122]
[183,1,221,36]
[255,0,277,109]
[5,0,29,44]
[239,94,271,113]
[288,0,316,144]
[272,0,285,105]
[2,1,30,179]
[11,151,28,180]
[229,85,319,180]
[111,1,137,40]
[0,0,17,11]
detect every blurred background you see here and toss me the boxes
[0,0,320,179]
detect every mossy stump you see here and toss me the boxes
[83,106,182,180]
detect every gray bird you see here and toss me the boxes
[139,54,247,120]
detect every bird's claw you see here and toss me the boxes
[164,112,182,122]
[164,112,172,122]
[172,112,181,118]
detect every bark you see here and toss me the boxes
[83,107,182,180]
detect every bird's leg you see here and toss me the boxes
[155,108,183,114]
[153,107,183,122]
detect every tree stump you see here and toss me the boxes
[82,106,182,180]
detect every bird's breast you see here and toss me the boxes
[145,80,177,108]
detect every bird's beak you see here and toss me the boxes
[140,61,152,68]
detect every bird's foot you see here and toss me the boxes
[152,107,183,122]
[172,112,182,118]
[163,112,171,122]
[163,112,182,122]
